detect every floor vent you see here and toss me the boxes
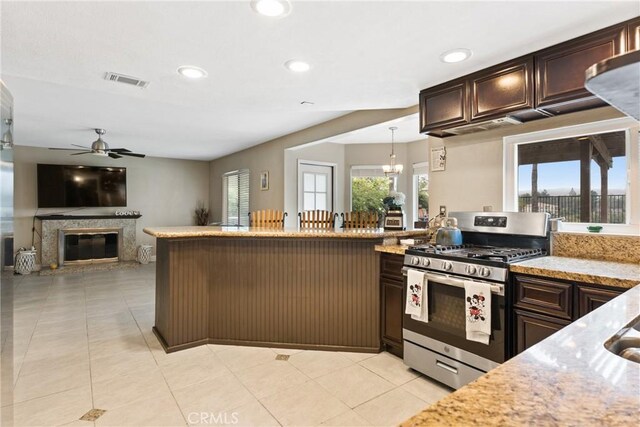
[104,72,150,88]
[275,354,290,361]
[80,409,107,421]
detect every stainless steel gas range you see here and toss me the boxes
[402,211,550,389]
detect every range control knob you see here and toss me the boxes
[411,257,420,265]
[479,267,492,277]
[442,261,453,271]
[465,265,477,275]
[421,258,431,267]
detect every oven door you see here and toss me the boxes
[402,268,506,366]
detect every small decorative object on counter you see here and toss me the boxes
[137,245,153,264]
[383,191,406,230]
[15,247,37,275]
[587,225,603,233]
[195,203,209,226]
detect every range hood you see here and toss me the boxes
[585,50,640,121]
[444,116,522,136]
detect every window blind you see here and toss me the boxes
[222,170,250,226]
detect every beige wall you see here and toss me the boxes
[14,146,210,252]
[427,107,625,215]
[209,106,418,221]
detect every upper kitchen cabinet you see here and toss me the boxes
[419,79,468,135]
[470,57,535,121]
[627,17,640,51]
[534,24,627,114]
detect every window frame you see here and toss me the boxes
[503,117,640,235]
[412,162,429,224]
[222,169,250,226]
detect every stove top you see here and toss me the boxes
[407,243,546,264]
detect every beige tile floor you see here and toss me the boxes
[2,265,452,427]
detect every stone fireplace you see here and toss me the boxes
[37,215,139,267]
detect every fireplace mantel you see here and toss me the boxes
[36,214,142,220]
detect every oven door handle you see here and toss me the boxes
[402,267,504,296]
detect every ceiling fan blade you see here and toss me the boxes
[49,147,85,151]
[116,151,146,158]
[108,152,123,159]
[71,144,91,149]
[109,148,131,153]
[70,151,92,155]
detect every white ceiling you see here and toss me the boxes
[322,114,425,145]
[2,1,638,160]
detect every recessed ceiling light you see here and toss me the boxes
[440,49,473,63]
[285,60,311,73]
[251,0,291,17]
[177,65,208,79]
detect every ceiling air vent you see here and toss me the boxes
[444,117,522,136]
[104,72,150,88]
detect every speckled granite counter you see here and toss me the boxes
[511,256,640,289]
[552,232,640,264]
[144,226,429,240]
[374,244,408,255]
[402,285,640,426]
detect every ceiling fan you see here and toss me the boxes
[49,129,146,159]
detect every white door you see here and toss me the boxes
[298,163,333,212]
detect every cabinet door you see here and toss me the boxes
[419,79,468,133]
[535,25,626,113]
[381,278,404,357]
[470,57,534,121]
[380,253,404,281]
[577,285,622,318]
[514,274,573,320]
[628,17,640,51]
[515,309,571,355]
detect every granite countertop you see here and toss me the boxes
[375,244,409,255]
[402,285,640,426]
[510,256,640,289]
[144,226,430,239]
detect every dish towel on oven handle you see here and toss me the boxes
[464,280,491,345]
[405,269,428,323]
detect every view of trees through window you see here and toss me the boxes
[352,177,390,214]
[416,175,429,220]
[517,130,626,223]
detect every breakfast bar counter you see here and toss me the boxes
[144,226,428,353]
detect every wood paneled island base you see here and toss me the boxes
[145,226,428,353]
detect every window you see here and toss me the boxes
[222,170,249,226]
[413,162,429,221]
[350,166,392,213]
[303,172,328,211]
[504,117,640,233]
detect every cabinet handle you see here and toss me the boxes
[436,360,458,375]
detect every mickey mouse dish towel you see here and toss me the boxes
[405,269,428,323]
[464,280,491,345]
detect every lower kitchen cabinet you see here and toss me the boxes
[512,273,623,355]
[380,253,405,357]
[515,309,571,354]
[577,285,621,317]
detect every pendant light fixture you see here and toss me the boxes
[1,117,13,149]
[383,126,403,176]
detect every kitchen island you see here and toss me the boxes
[143,226,428,353]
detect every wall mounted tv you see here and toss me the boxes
[37,164,127,208]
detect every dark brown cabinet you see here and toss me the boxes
[534,25,626,114]
[577,285,622,317]
[627,17,640,51]
[419,79,468,134]
[515,309,571,354]
[419,17,637,137]
[514,274,572,320]
[470,57,534,121]
[512,273,624,355]
[380,253,405,357]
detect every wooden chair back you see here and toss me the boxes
[298,210,336,229]
[341,211,379,229]
[249,210,287,228]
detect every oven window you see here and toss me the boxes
[429,283,467,338]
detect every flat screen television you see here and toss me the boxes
[37,164,127,208]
